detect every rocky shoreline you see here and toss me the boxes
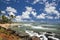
[0,25,60,40]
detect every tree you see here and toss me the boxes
[2,15,8,23]
[9,14,16,23]
[0,11,1,14]
[0,11,1,18]
[0,11,10,23]
[0,10,16,23]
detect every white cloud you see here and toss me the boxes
[33,0,47,4]
[14,6,36,22]
[4,6,36,22]
[55,17,59,19]
[37,13,46,19]
[26,6,33,12]
[21,6,37,19]
[46,16,53,19]
[15,15,34,22]
[1,11,5,14]
[45,2,56,7]
[22,11,30,19]
[31,11,37,17]
[6,7,17,16]
[44,2,60,19]
[8,12,15,16]
[36,2,60,19]
[6,7,17,13]
[33,0,40,4]
[45,6,56,14]
[6,0,10,1]
[15,15,22,22]
[21,6,32,19]
[45,2,56,13]
[55,14,60,19]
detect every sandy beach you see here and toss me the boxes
[0,24,10,29]
[0,23,20,29]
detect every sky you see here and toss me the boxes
[0,0,60,23]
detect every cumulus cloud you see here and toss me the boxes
[36,1,60,19]
[6,0,10,1]
[21,6,32,19]
[6,7,17,13]
[31,11,37,17]
[15,15,22,22]
[33,0,40,4]
[45,2,56,13]
[22,11,30,19]
[4,6,36,22]
[6,7,17,16]
[46,16,53,19]
[37,13,46,19]
[21,6,37,19]
[32,0,60,19]
[45,6,56,13]
[4,1,60,22]
[33,0,47,4]
[44,2,60,19]
[1,11,5,14]
[14,6,36,22]
[26,6,33,12]
[15,15,34,22]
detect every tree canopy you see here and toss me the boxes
[0,10,15,24]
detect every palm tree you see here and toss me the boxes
[9,14,16,23]
[2,15,8,23]
[0,11,9,23]
[0,10,16,23]
[0,11,1,17]
[0,11,2,18]
[0,11,1,14]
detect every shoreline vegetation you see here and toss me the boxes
[0,26,22,40]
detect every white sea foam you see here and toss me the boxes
[25,30,48,40]
[25,30,59,40]
[31,26,56,30]
[48,36,60,40]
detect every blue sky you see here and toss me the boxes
[0,0,60,23]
